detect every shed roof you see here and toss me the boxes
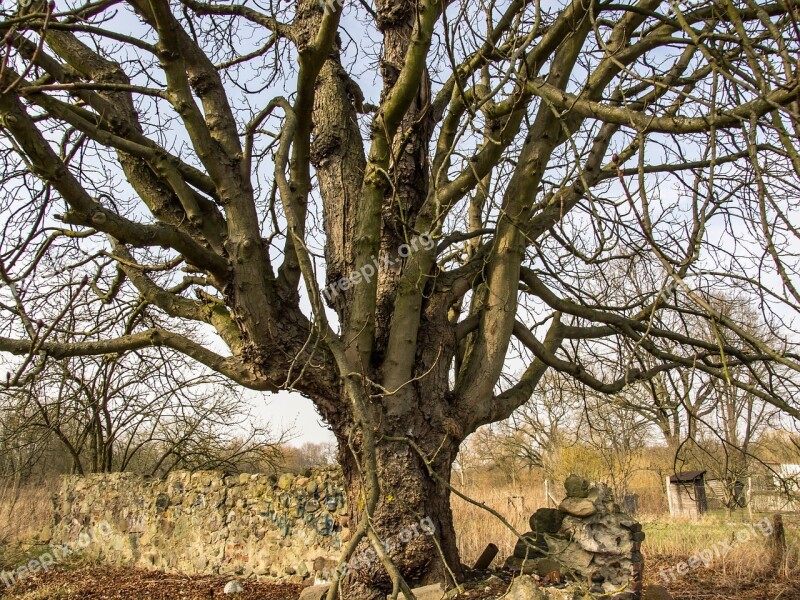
[669,470,706,483]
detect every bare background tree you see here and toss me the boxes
[0,347,288,477]
[1,0,800,597]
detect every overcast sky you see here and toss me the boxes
[247,389,336,446]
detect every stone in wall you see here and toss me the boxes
[51,468,347,584]
[505,475,644,599]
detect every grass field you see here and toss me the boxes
[0,483,53,548]
[451,479,800,598]
[2,478,798,598]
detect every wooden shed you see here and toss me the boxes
[666,471,708,517]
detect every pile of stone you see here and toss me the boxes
[504,475,645,599]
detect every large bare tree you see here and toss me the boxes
[1,0,800,596]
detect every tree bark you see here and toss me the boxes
[333,413,463,598]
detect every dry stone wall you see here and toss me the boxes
[52,468,348,583]
[53,470,646,598]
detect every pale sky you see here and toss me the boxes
[247,390,336,447]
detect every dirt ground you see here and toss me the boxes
[0,565,303,599]
[3,563,800,600]
[0,565,507,599]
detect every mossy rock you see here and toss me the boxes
[564,474,590,498]
[513,531,548,559]
[530,508,564,534]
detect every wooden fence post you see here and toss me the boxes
[665,476,673,516]
[472,543,499,570]
[772,513,787,577]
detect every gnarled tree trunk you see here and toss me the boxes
[336,428,462,598]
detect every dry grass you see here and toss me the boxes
[452,477,800,598]
[642,512,800,585]
[0,480,54,548]
[648,554,800,600]
[452,479,550,565]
